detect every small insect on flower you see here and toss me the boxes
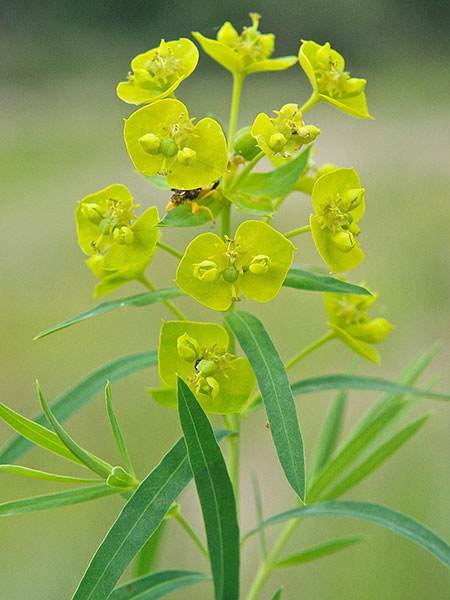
[166,181,220,223]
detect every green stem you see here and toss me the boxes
[227,415,241,508]
[284,224,311,239]
[156,240,183,260]
[229,151,264,191]
[264,193,288,223]
[174,512,209,559]
[228,73,244,154]
[300,92,320,115]
[221,201,232,240]
[139,275,187,321]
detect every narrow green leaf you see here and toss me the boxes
[37,382,112,479]
[105,382,135,476]
[34,290,184,339]
[72,430,231,600]
[139,173,171,190]
[159,196,222,227]
[291,374,450,401]
[236,147,310,199]
[271,588,283,600]
[324,414,431,501]
[308,390,347,483]
[250,469,267,560]
[109,569,210,600]
[0,351,157,465]
[0,484,120,517]
[0,464,99,484]
[307,402,405,501]
[177,377,240,600]
[243,501,450,567]
[223,190,274,217]
[226,311,305,500]
[0,402,83,465]
[283,266,371,296]
[133,521,166,578]
[275,536,364,568]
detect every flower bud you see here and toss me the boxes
[354,318,394,344]
[177,333,199,362]
[269,132,287,152]
[342,187,364,211]
[298,125,320,142]
[193,260,219,282]
[107,466,136,489]
[159,138,179,158]
[99,218,112,235]
[233,126,260,160]
[177,147,197,166]
[133,68,153,86]
[249,254,270,275]
[139,133,161,155]
[217,21,239,46]
[196,375,220,399]
[222,266,239,282]
[196,359,216,377]
[344,77,366,97]
[81,203,103,225]
[279,103,299,120]
[316,42,332,67]
[206,376,220,399]
[332,231,356,252]
[113,225,134,245]
[258,33,274,58]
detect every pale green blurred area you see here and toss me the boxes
[1,1,450,598]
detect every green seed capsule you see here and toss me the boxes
[160,138,179,158]
[222,266,239,282]
[139,133,161,155]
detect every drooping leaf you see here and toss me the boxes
[72,430,231,600]
[37,382,112,479]
[159,195,222,227]
[0,351,157,465]
[105,382,135,476]
[34,290,184,339]
[283,266,371,296]
[0,484,120,517]
[0,464,99,484]
[177,377,240,600]
[235,147,311,199]
[225,311,305,500]
[324,414,431,501]
[243,501,450,568]
[275,536,364,569]
[109,569,210,600]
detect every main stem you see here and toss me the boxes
[228,73,244,154]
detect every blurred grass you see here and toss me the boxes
[1,3,450,599]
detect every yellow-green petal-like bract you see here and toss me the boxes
[117,38,199,105]
[299,40,372,119]
[124,99,228,189]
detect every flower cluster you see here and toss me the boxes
[75,184,159,296]
[176,221,295,311]
[157,321,255,414]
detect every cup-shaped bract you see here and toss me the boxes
[124,99,228,190]
[324,287,394,364]
[117,39,199,106]
[158,320,256,414]
[193,13,297,77]
[294,161,338,194]
[251,103,320,159]
[75,184,159,296]
[299,40,372,119]
[310,168,365,272]
[175,221,295,311]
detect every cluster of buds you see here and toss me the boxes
[252,103,320,158]
[124,99,228,190]
[176,221,295,311]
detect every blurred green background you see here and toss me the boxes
[1,1,449,598]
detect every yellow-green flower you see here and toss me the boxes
[175,220,295,311]
[117,38,199,105]
[124,99,228,189]
[324,286,394,364]
[310,168,365,272]
[75,184,159,296]
[251,103,320,159]
[158,321,256,414]
[299,40,372,119]
[193,13,297,77]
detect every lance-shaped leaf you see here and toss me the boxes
[235,147,310,199]
[133,521,166,577]
[225,311,305,500]
[243,501,450,568]
[105,382,135,476]
[109,569,210,600]
[72,430,231,600]
[34,291,183,339]
[0,351,157,465]
[177,377,240,600]
[283,266,371,296]
[0,484,120,517]
[275,536,364,569]
[0,464,99,484]
[271,589,283,600]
